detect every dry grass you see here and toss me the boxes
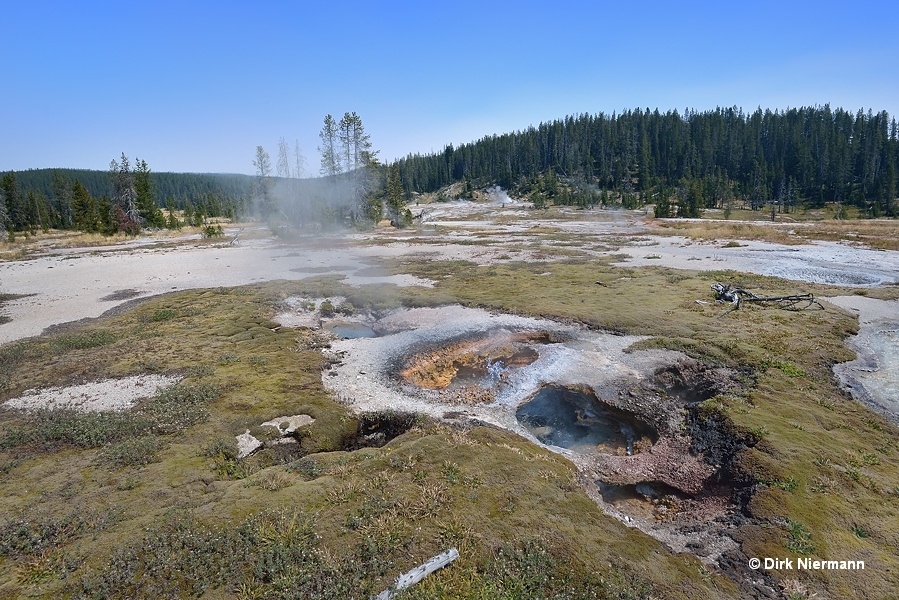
[652,220,804,245]
[653,211,899,250]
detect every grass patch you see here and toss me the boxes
[98,436,165,468]
[785,519,815,555]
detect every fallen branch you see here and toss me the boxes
[373,548,459,600]
[711,282,823,317]
[229,227,245,246]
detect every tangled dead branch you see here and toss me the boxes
[711,282,823,317]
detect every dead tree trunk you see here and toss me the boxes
[711,283,822,316]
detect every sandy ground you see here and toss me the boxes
[0,228,432,345]
[4,209,897,346]
[4,374,181,412]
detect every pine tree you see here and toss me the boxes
[71,179,100,232]
[385,163,408,226]
[653,187,673,218]
[165,196,182,229]
[51,171,73,229]
[134,159,164,228]
[318,114,341,177]
[253,146,273,219]
[1,172,25,231]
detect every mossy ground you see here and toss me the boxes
[1,229,897,598]
[0,279,734,599]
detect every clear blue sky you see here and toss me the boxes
[2,0,898,175]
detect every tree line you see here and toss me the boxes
[395,105,899,216]
[1,160,253,237]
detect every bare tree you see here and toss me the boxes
[277,137,291,179]
[294,139,306,179]
[109,153,140,228]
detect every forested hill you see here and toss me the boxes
[396,105,899,215]
[3,169,253,207]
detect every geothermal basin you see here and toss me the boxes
[320,304,740,561]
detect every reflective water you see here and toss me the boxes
[852,325,899,419]
[324,321,378,339]
[516,385,656,455]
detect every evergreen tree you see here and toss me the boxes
[1,172,26,231]
[51,171,73,229]
[71,179,100,232]
[165,196,182,229]
[134,159,165,228]
[318,114,341,177]
[653,188,673,218]
[0,198,6,236]
[253,146,273,219]
[385,163,408,226]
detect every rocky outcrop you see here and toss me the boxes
[235,414,316,459]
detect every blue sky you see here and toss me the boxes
[2,0,898,175]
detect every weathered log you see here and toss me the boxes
[373,548,460,600]
[711,282,822,317]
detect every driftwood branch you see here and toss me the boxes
[229,227,245,246]
[373,548,459,600]
[711,282,823,317]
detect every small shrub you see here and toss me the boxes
[203,438,238,461]
[775,362,807,378]
[52,330,116,353]
[99,436,165,468]
[138,382,222,434]
[0,508,120,558]
[850,523,869,538]
[201,224,224,238]
[286,457,320,480]
[150,309,177,322]
[766,477,799,492]
[319,300,336,317]
[786,518,815,555]
[335,301,356,316]
[218,352,240,364]
[1,408,150,451]
[186,364,215,378]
